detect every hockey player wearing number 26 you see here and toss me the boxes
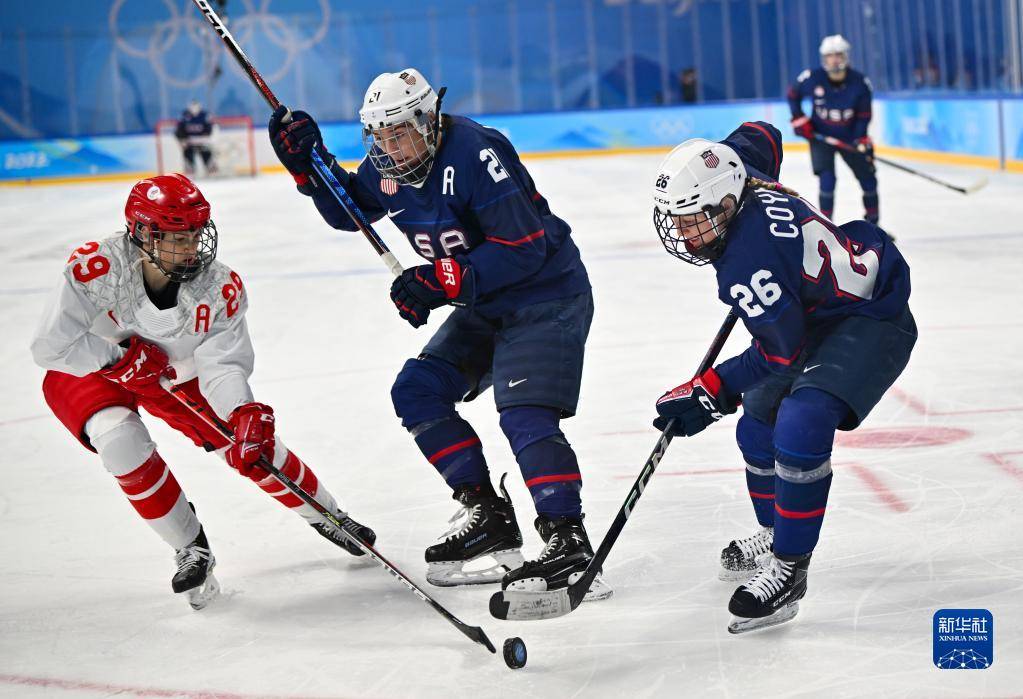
[650,121,916,633]
[30,174,375,610]
[269,68,611,602]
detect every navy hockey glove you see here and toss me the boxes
[389,258,474,328]
[653,367,737,437]
[268,105,330,185]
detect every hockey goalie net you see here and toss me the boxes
[155,115,257,178]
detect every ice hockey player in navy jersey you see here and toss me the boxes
[268,68,611,602]
[788,35,878,223]
[175,100,217,176]
[649,121,916,633]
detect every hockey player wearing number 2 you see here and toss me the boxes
[268,68,611,602]
[650,121,916,633]
[30,174,375,610]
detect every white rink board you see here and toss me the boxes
[1,150,1020,698]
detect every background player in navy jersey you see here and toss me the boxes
[267,68,611,602]
[788,35,878,223]
[175,100,218,176]
[649,121,916,633]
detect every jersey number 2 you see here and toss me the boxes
[480,148,508,183]
[801,220,879,299]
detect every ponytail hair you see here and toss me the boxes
[746,176,800,197]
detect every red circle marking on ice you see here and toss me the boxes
[836,426,972,449]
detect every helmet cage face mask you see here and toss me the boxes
[362,110,440,186]
[129,219,218,282]
[653,197,737,266]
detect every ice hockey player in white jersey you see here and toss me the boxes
[30,173,375,610]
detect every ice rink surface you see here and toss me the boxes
[2,149,1021,698]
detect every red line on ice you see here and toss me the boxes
[888,386,1023,416]
[0,674,345,699]
[847,463,910,513]
[983,451,1023,485]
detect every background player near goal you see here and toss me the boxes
[650,121,916,633]
[30,173,375,610]
[174,101,217,177]
[268,68,611,602]
[788,35,879,224]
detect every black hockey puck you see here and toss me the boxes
[503,636,527,669]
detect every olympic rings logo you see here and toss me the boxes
[108,0,331,89]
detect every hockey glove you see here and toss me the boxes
[268,105,330,187]
[653,367,737,437]
[226,402,275,481]
[389,258,474,329]
[791,115,814,141]
[99,336,175,399]
[855,136,875,163]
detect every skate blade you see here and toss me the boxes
[184,574,221,611]
[727,601,799,634]
[426,549,524,587]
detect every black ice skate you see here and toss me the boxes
[727,552,811,634]
[312,511,377,557]
[719,525,774,581]
[425,474,524,587]
[172,524,219,610]
[501,515,612,603]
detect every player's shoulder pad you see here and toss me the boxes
[723,122,783,180]
[63,233,131,288]
[183,259,248,322]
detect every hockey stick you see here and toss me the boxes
[160,379,497,655]
[813,133,988,195]
[189,0,403,278]
[490,310,740,621]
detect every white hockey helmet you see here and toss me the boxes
[819,34,851,73]
[651,138,747,265]
[359,68,444,186]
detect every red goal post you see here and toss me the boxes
[155,115,257,178]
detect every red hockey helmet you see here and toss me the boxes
[125,173,217,281]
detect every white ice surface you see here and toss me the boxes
[1,151,1021,698]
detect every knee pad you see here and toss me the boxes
[736,413,774,471]
[391,356,470,429]
[499,406,562,456]
[818,170,837,193]
[86,407,156,477]
[773,388,848,474]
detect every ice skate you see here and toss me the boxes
[172,525,219,611]
[727,552,810,634]
[719,525,774,581]
[501,515,612,603]
[312,511,377,557]
[425,475,524,587]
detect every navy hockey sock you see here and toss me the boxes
[411,417,490,489]
[500,406,582,520]
[772,388,847,556]
[737,414,776,527]
[819,171,836,218]
[863,189,879,223]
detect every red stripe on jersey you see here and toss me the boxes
[116,452,183,520]
[531,192,542,201]
[742,121,780,176]
[525,473,582,488]
[774,503,827,519]
[485,229,545,247]
[428,437,481,464]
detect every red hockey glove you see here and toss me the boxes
[653,367,737,437]
[791,115,814,141]
[226,402,275,481]
[99,336,175,398]
[389,258,473,328]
